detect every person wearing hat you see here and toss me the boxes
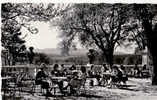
[35,63,52,96]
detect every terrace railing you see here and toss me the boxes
[1,64,152,78]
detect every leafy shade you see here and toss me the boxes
[57,4,134,65]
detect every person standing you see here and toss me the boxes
[28,47,35,64]
[87,49,95,64]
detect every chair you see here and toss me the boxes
[101,74,111,86]
[30,68,45,95]
[32,79,45,95]
[141,70,150,78]
[2,77,16,99]
[49,81,59,96]
[14,72,36,95]
[49,77,69,96]
[69,77,87,96]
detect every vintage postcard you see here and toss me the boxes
[1,0,157,100]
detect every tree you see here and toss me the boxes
[132,4,157,85]
[1,3,42,65]
[1,20,26,65]
[57,4,132,66]
[58,40,70,56]
[2,3,69,65]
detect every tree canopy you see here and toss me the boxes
[1,3,69,65]
[132,4,157,85]
[57,4,135,65]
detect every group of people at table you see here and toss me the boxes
[35,63,87,96]
[35,63,128,96]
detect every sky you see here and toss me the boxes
[22,22,61,49]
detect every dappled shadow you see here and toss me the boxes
[77,93,103,98]
[118,87,139,92]
[123,84,137,87]
[118,84,139,91]
[41,92,103,99]
[2,95,24,100]
[138,85,157,94]
[41,93,103,100]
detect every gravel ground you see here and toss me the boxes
[2,78,157,100]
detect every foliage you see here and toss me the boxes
[34,53,51,65]
[1,3,70,65]
[131,4,157,84]
[57,4,134,65]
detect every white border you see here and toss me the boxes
[0,0,157,4]
[0,0,157,100]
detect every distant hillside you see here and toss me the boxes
[34,48,133,56]
[34,48,88,56]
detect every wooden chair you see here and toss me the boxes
[2,77,16,99]
[14,71,36,95]
[30,77,48,96]
[101,74,111,86]
[69,77,87,96]
[49,81,59,96]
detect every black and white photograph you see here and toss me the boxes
[1,1,157,100]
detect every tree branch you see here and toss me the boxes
[99,24,110,44]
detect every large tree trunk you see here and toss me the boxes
[143,20,157,85]
[152,54,157,85]
[147,38,157,85]
[147,37,157,85]
[103,48,114,67]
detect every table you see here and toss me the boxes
[50,77,67,80]
[49,77,68,96]
[103,72,113,76]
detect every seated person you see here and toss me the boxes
[141,64,149,78]
[62,68,68,76]
[35,63,52,96]
[60,64,68,76]
[67,65,77,76]
[79,66,87,79]
[88,65,95,78]
[134,64,141,77]
[69,65,77,71]
[119,65,128,84]
[61,66,87,95]
[142,64,147,71]
[101,64,109,73]
[51,64,61,77]
[111,66,122,85]
[100,64,111,86]
[51,64,71,94]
